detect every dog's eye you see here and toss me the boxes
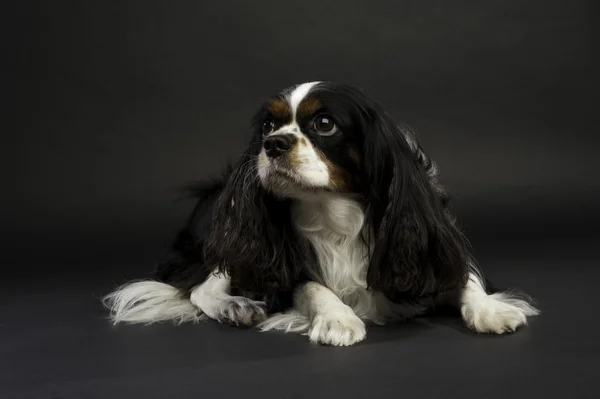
[313,115,337,136]
[262,119,275,135]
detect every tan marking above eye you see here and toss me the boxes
[267,98,291,119]
[300,137,308,146]
[297,98,322,119]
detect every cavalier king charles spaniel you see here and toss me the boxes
[104,81,540,346]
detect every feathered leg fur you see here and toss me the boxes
[403,128,541,333]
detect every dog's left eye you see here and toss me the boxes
[261,119,275,135]
[313,115,337,136]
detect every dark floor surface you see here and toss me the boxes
[1,236,599,399]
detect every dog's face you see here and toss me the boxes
[256,82,361,198]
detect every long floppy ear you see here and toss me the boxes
[153,175,227,292]
[362,108,471,300]
[202,134,314,296]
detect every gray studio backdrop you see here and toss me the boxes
[5,0,598,268]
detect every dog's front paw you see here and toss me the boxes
[216,297,267,327]
[308,306,366,346]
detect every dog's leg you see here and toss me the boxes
[190,271,267,327]
[448,265,540,334]
[294,281,366,346]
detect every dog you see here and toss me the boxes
[104,81,540,346]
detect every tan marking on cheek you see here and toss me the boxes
[300,137,308,146]
[287,140,301,169]
[297,98,322,119]
[267,98,291,120]
[314,149,354,192]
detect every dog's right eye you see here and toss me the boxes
[262,119,275,135]
[313,115,338,136]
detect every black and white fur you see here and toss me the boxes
[104,82,539,346]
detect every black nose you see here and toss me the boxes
[263,134,298,158]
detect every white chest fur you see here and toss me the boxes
[291,195,429,324]
[292,195,375,318]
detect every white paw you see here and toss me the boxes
[462,293,540,334]
[308,306,366,346]
[216,297,267,327]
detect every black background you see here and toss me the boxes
[2,1,600,398]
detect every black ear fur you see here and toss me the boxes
[153,169,230,295]
[202,135,315,296]
[361,107,470,300]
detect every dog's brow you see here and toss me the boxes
[267,98,291,119]
[297,98,322,119]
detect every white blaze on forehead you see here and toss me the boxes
[288,81,320,121]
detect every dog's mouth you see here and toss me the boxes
[258,161,321,196]
[270,164,300,180]
[261,163,300,185]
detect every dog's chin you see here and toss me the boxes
[259,166,325,199]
